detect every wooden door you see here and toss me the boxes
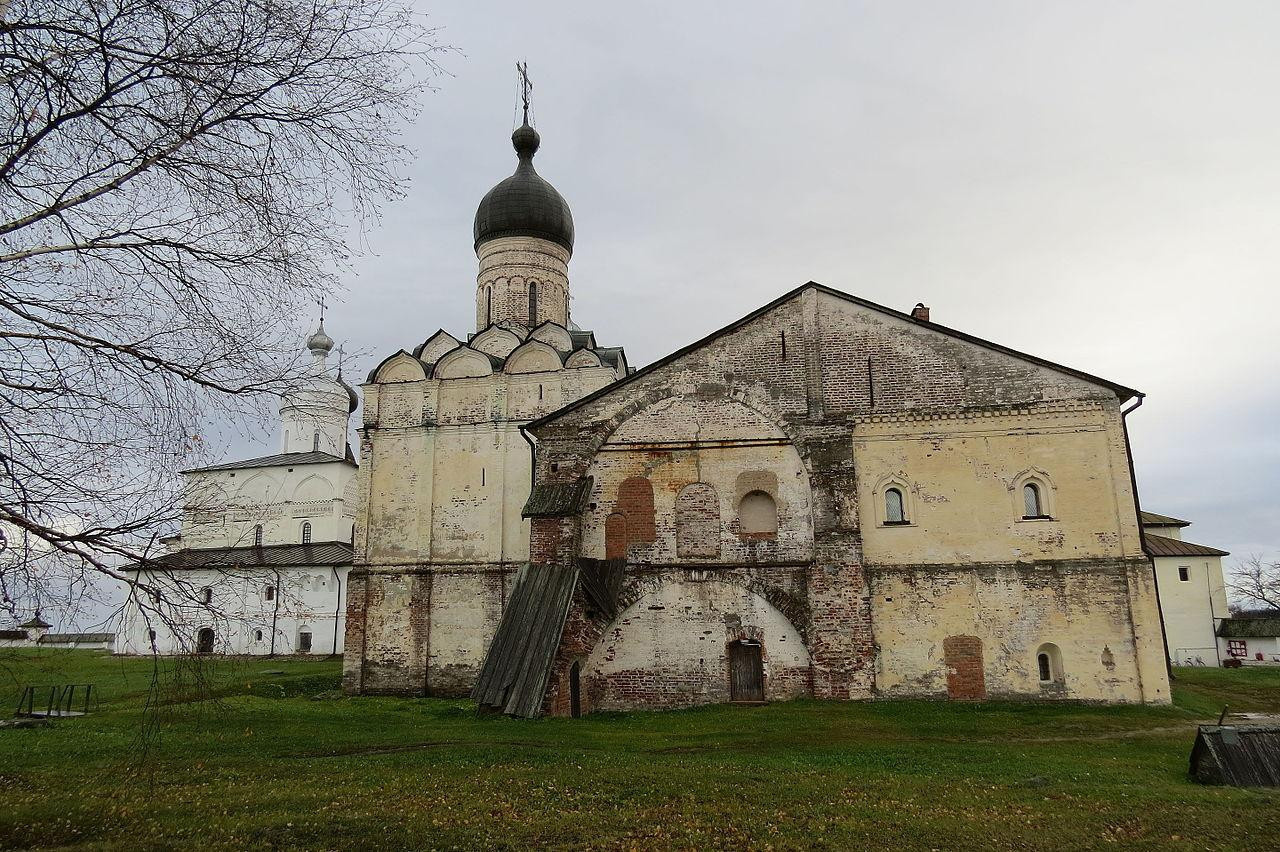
[729,641,764,702]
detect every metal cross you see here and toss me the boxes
[517,61,532,124]
[318,294,326,323]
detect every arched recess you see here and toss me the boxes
[584,579,811,711]
[470,326,522,360]
[616,477,656,544]
[565,348,603,369]
[371,351,428,384]
[505,339,563,374]
[529,321,574,352]
[293,474,332,503]
[235,472,281,506]
[416,330,461,366]
[1036,642,1065,685]
[434,345,494,379]
[1010,467,1056,519]
[676,483,721,558]
[870,473,916,526]
[604,512,627,559]
[738,490,778,539]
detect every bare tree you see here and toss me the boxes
[0,0,445,627]
[1231,555,1280,613]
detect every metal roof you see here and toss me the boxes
[183,449,355,474]
[473,123,574,254]
[1218,618,1280,639]
[1140,510,1192,528]
[528,281,1142,432]
[125,542,353,571]
[471,562,579,717]
[1144,533,1229,558]
[39,633,113,644]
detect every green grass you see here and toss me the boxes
[0,652,1277,850]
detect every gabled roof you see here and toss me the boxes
[18,614,51,629]
[124,541,353,571]
[522,477,592,518]
[1144,533,1229,558]
[183,450,354,474]
[1140,510,1192,528]
[528,281,1141,430]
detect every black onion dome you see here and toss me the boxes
[473,123,574,254]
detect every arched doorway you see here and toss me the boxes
[196,627,215,654]
[729,640,764,702]
[569,661,582,718]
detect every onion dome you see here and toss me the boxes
[473,122,574,255]
[306,320,334,356]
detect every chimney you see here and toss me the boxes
[911,303,930,323]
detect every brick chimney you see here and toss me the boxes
[911,303,930,322]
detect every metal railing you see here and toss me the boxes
[14,684,98,717]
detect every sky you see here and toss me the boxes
[86,2,1280,626]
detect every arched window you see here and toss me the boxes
[313,431,321,452]
[885,488,906,524]
[1036,643,1063,684]
[201,587,212,605]
[253,525,263,547]
[351,523,356,543]
[196,627,215,654]
[605,512,627,560]
[528,281,538,324]
[739,490,778,538]
[254,629,263,642]
[1023,483,1043,518]
[297,629,313,653]
[485,286,492,326]
[301,521,312,544]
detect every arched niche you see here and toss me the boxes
[470,326,522,360]
[605,396,789,445]
[529,321,574,353]
[293,474,333,503]
[235,472,280,505]
[565,348,603,369]
[435,345,494,379]
[584,579,811,711]
[372,351,427,384]
[505,339,563,375]
[417,330,460,366]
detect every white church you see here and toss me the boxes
[116,322,359,656]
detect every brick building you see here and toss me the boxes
[346,114,1170,714]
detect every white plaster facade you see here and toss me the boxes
[117,322,359,656]
[1140,511,1231,666]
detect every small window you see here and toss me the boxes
[253,525,263,547]
[485,286,492,326]
[201,587,212,605]
[264,585,276,602]
[528,282,538,324]
[298,631,313,653]
[885,488,907,524]
[739,490,778,538]
[254,629,263,642]
[312,432,321,452]
[350,523,356,542]
[1023,483,1043,518]
[1178,566,1190,582]
[148,629,157,642]
[1228,639,1247,658]
[301,522,312,544]
[1036,642,1063,684]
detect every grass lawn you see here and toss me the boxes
[0,651,1278,850]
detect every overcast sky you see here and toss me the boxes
[241,3,1276,590]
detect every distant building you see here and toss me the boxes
[117,321,359,656]
[0,613,113,650]
[1140,511,1230,665]
[1217,616,1280,665]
